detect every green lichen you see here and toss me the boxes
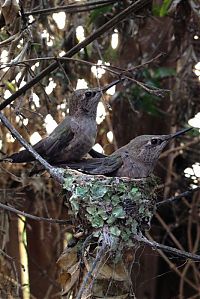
[63,171,157,244]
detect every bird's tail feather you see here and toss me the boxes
[1,149,35,163]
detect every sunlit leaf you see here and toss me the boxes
[112,206,126,219]
[110,226,121,237]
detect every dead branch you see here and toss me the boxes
[135,235,200,262]
[76,240,108,299]
[0,0,151,110]
[0,202,71,224]
[157,186,200,207]
[24,0,116,16]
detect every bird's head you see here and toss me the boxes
[69,79,122,117]
[128,128,192,165]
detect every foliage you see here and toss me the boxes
[121,67,176,116]
[152,0,173,16]
[63,172,157,245]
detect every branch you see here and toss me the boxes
[0,0,151,110]
[135,235,200,262]
[76,239,107,299]
[156,186,200,207]
[160,137,200,159]
[24,0,116,16]
[0,111,64,183]
[0,202,71,224]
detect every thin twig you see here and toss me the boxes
[155,212,184,250]
[0,249,20,296]
[160,137,200,159]
[0,54,164,72]
[156,186,200,207]
[0,55,168,99]
[0,0,151,110]
[0,202,70,224]
[24,0,116,16]
[135,234,200,262]
[145,232,199,291]
[0,112,64,183]
[76,241,107,299]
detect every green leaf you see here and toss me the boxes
[4,80,16,92]
[152,4,161,16]
[97,208,108,220]
[69,195,79,213]
[90,183,108,199]
[63,176,74,190]
[86,206,97,215]
[75,186,88,197]
[153,67,176,79]
[110,226,121,237]
[112,206,126,219]
[112,195,120,206]
[90,215,104,228]
[130,187,138,195]
[159,0,172,17]
[152,0,172,16]
[106,216,116,225]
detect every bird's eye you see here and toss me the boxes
[85,91,92,98]
[151,138,162,145]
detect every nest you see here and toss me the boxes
[58,170,158,298]
[63,171,157,240]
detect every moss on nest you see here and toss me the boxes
[63,170,157,245]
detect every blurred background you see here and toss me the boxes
[0,0,200,298]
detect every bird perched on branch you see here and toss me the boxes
[0,80,121,164]
[61,128,192,178]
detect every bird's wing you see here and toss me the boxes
[34,120,74,158]
[88,148,107,158]
[3,118,74,163]
[66,155,123,175]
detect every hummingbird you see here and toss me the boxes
[60,128,192,178]
[0,80,121,164]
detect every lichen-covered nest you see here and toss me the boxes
[63,171,158,244]
[59,171,158,297]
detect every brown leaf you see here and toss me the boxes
[60,262,80,295]
[58,272,71,286]
[85,256,128,281]
[1,0,20,27]
[57,246,78,271]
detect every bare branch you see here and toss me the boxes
[157,186,200,207]
[160,137,200,159]
[134,235,200,262]
[0,0,151,110]
[0,202,71,224]
[24,0,116,16]
[76,239,108,299]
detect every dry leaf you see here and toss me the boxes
[85,255,128,281]
[1,0,20,27]
[1,0,21,35]
[57,246,78,271]
[60,262,80,295]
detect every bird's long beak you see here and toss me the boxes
[100,78,123,92]
[166,127,193,140]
